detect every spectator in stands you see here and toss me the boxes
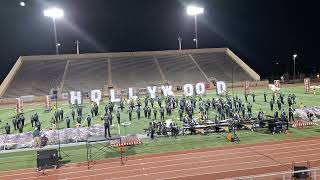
[33,127,41,149]
[5,123,10,134]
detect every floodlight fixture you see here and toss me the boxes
[44,8,64,19]
[20,1,25,7]
[186,6,203,49]
[44,8,64,54]
[187,6,204,15]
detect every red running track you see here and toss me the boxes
[2,137,320,180]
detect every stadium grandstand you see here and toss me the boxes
[0,48,260,98]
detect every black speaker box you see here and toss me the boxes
[36,149,58,170]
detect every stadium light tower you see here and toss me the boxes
[187,5,204,49]
[293,53,298,79]
[44,8,64,55]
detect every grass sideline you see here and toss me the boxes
[1,125,320,171]
[0,85,319,171]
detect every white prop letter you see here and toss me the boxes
[183,84,194,96]
[161,85,174,97]
[70,91,82,105]
[128,87,138,99]
[110,89,121,102]
[195,83,205,95]
[91,90,102,106]
[147,86,157,98]
[216,81,227,95]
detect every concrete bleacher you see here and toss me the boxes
[156,54,207,84]
[63,59,108,92]
[0,48,260,98]
[3,60,66,98]
[192,52,254,82]
[111,56,163,88]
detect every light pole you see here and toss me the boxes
[187,6,204,49]
[75,40,80,54]
[178,37,182,50]
[44,8,64,55]
[293,54,298,79]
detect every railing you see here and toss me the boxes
[227,167,320,180]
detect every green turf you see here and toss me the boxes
[1,85,319,135]
[0,85,319,171]
[1,125,320,171]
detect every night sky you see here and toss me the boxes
[0,0,318,81]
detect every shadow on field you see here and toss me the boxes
[59,160,71,167]
[104,146,137,159]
